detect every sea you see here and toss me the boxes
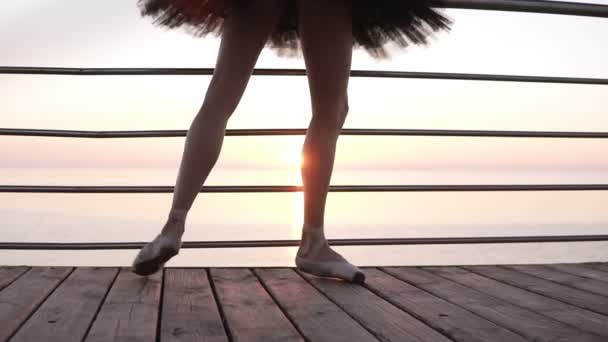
[1,167,607,267]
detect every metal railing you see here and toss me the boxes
[2,127,608,139]
[2,184,608,194]
[2,0,608,250]
[2,235,608,250]
[2,67,608,85]
[433,0,608,17]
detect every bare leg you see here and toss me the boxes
[132,0,281,275]
[164,0,281,230]
[295,0,364,283]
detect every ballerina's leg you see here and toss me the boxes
[132,0,282,275]
[295,0,365,284]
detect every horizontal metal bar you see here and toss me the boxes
[1,235,607,250]
[1,67,607,85]
[2,128,608,139]
[434,0,608,18]
[2,184,607,193]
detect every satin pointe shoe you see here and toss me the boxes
[295,225,366,284]
[131,232,182,276]
[296,253,366,284]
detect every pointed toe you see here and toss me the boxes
[131,233,181,276]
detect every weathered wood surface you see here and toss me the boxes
[466,265,608,316]
[10,267,118,342]
[0,266,29,290]
[547,263,608,283]
[254,268,378,342]
[298,269,455,342]
[382,266,604,341]
[364,268,527,342]
[210,268,303,342]
[507,264,608,297]
[1,263,607,342]
[426,266,608,337]
[161,269,228,342]
[586,262,608,273]
[85,267,162,342]
[0,267,72,341]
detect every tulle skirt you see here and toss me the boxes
[137,0,452,59]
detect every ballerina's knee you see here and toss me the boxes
[311,100,349,131]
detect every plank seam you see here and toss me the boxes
[6,267,76,341]
[543,264,608,285]
[585,263,608,272]
[206,268,234,342]
[577,263,608,275]
[418,266,596,339]
[584,263,608,275]
[80,267,121,342]
[463,266,608,318]
[360,268,461,342]
[425,266,607,338]
[155,268,165,342]
[504,265,608,298]
[377,267,529,341]
[0,266,30,291]
[250,268,309,342]
[500,265,608,303]
[293,268,387,342]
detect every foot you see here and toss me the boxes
[295,226,365,284]
[131,216,185,276]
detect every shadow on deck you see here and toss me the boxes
[1,263,608,341]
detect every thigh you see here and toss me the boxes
[296,0,352,114]
[204,0,282,106]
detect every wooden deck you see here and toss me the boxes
[1,263,608,341]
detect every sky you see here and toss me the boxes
[1,0,607,173]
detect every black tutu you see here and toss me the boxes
[137,0,452,59]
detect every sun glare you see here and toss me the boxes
[279,138,305,171]
[282,151,304,169]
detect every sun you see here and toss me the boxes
[278,137,304,170]
[282,150,304,168]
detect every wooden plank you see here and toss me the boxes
[0,267,72,341]
[507,264,608,297]
[84,267,162,342]
[585,262,608,273]
[0,266,29,290]
[11,267,119,342]
[363,268,526,342]
[254,268,378,342]
[465,265,608,316]
[382,267,603,342]
[298,268,451,342]
[545,263,608,284]
[425,266,608,337]
[210,268,303,342]
[161,268,229,342]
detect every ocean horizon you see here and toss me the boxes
[2,167,607,266]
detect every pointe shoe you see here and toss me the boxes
[131,232,182,276]
[296,225,365,284]
[296,254,366,284]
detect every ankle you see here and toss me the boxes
[301,224,325,238]
[168,208,188,223]
[161,210,186,236]
[302,223,322,231]
[161,224,184,236]
[298,225,330,258]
